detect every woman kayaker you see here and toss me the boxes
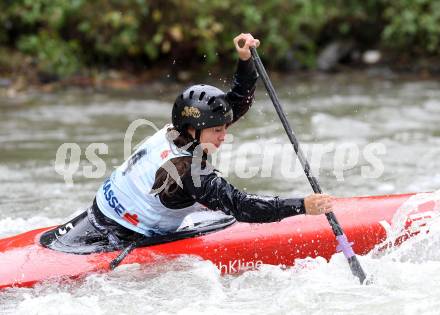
[42,33,335,252]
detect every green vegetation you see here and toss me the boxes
[0,0,439,79]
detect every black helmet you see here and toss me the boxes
[172,84,233,132]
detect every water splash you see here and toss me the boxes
[372,190,440,262]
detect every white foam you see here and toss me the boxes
[12,100,172,125]
[0,216,60,238]
[312,113,372,139]
[14,293,102,315]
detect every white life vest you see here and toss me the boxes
[95,124,207,236]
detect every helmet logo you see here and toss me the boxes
[181,106,201,118]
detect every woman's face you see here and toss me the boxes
[188,125,227,154]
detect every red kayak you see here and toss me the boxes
[0,193,436,289]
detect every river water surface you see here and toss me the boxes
[1,73,440,314]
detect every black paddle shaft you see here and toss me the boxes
[250,47,367,284]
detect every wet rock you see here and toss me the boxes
[37,71,59,84]
[0,78,12,88]
[317,40,355,72]
[279,49,303,72]
[6,76,27,98]
[362,50,381,64]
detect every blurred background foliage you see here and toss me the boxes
[0,0,439,79]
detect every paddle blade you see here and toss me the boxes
[348,256,367,284]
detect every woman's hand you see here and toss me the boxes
[233,33,260,61]
[304,193,335,215]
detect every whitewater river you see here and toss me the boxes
[1,72,440,314]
